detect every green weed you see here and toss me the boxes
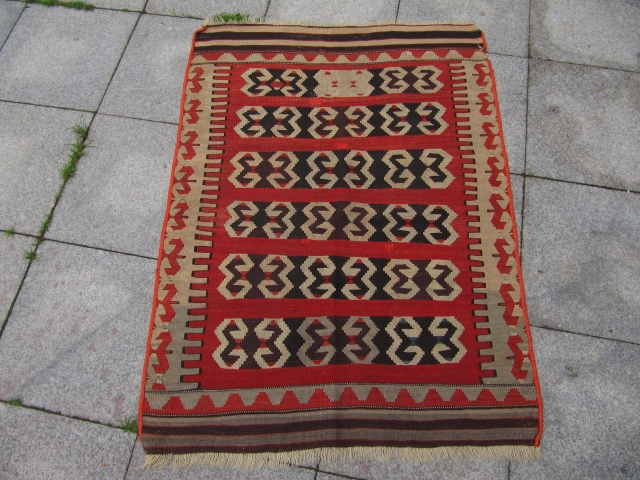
[210,12,254,23]
[24,0,95,10]
[3,227,15,237]
[7,398,23,407]
[120,416,138,434]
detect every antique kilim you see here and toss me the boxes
[139,22,543,466]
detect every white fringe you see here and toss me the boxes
[145,445,540,469]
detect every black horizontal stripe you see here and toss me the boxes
[144,437,536,455]
[196,30,482,43]
[143,417,539,436]
[194,42,483,54]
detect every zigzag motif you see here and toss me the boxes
[234,103,448,139]
[508,335,528,380]
[211,316,464,370]
[188,66,204,93]
[163,238,184,276]
[217,254,461,301]
[228,149,454,190]
[175,165,195,195]
[145,384,538,411]
[224,201,458,245]
[180,131,199,161]
[158,283,178,325]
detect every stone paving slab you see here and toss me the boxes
[0,0,23,49]
[0,241,155,426]
[397,0,530,57]
[530,0,640,73]
[100,14,202,124]
[126,440,316,479]
[489,53,528,175]
[510,173,523,245]
[318,457,508,479]
[0,234,31,322]
[0,101,89,235]
[92,0,146,11]
[0,5,137,111]
[266,0,399,24]
[522,178,640,344]
[145,0,269,19]
[48,114,175,258]
[511,327,640,480]
[526,60,640,191]
[0,404,135,480]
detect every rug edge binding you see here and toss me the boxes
[144,445,541,469]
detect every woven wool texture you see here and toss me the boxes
[139,23,543,464]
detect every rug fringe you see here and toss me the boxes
[202,18,477,27]
[145,445,540,469]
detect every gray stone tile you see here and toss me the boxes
[47,114,174,258]
[100,14,202,124]
[510,173,523,246]
[0,241,155,426]
[397,0,530,57]
[521,178,640,343]
[0,101,89,235]
[0,0,23,49]
[0,404,134,479]
[0,234,30,321]
[126,440,316,479]
[0,5,137,110]
[512,328,640,480]
[145,0,268,19]
[319,457,508,480]
[489,53,528,175]
[530,0,640,72]
[91,0,146,11]
[526,60,640,191]
[266,0,398,24]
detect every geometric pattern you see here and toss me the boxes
[212,316,465,369]
[241,66,443,98]
[235,103,448,138]
[217,254,461,300]
[225,201,457,244]
[228,149,454,189]
[140,23,542,461]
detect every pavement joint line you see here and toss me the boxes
[41,237,158,261]
[0,98,95,114]
[0,398,135,432]
[528,55,640,76]
[394,0,401,23]
[508,459,512,480]
[317,469,365,480]
[122,438,138,480]
[264,0,273,20]
[0,249,33,340]
[98,111,178,126]
[521,173,640,196]
[531,325,640,347]
[520,39,532,261]
[93,8,143,116]
[0,0,26,56]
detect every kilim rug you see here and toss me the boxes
[139,22,543,467]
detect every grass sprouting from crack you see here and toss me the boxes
[23,121,90,261]
[7,398,23,407]
[120,417,138,434]
[61,122,89,182]
[209,12,256,23]
[24,0,95,10]
[3,227,15,237]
